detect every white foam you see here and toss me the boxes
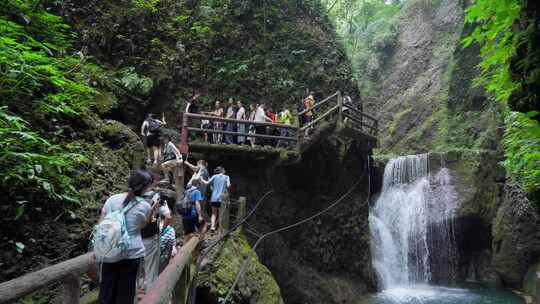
[369,154,459,289]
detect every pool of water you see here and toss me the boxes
[358,283,523,304]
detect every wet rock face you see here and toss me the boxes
[197,137,375,304]
[364,0,465,152]
[259,138,374,303]
[492,184,540,287]
[428,151,540,289]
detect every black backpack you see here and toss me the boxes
[141,214,159,238]
[176,187,196,216]
[141,193,160,238]
[148,119,161,133]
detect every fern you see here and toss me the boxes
[464,0,540,193]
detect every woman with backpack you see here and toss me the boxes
[179,179,206,243]
[97,170,160,304]
[184,159,210,219]
[141,113,165,166]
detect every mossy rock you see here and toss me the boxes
[522,261,540,297]
[435,150,505,222]
[198,231,283,304]
[492,184,540,287]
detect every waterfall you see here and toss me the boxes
[369,154,458,290]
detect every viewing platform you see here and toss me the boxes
[179,91,379,158]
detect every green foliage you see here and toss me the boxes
[502,112,540,192]
[63,0,356,111]
[0,1,99,116]
[117,67,154,95]
[0,107,85,203]
[323,0,401,97]
[463,0,523,103]
[0,0,102,214]
[464,0,540,193]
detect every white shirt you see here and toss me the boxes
[236,106,246,120]
[254,107,267,122]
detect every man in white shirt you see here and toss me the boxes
[236,100,246,144]
[254,103,272,145]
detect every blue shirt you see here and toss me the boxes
[208,173,231,202]
[183,188,202,219]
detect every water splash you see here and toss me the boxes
[369,154,458,289]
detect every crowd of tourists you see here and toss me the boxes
[93,161,231,303]
[184,93,312,148]
[92,90,358,304]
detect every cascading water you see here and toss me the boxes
[362,155,524,303]
[369,154,458,289]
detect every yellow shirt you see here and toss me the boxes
[280,110,292,125]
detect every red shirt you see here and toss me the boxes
[268,112,277,123]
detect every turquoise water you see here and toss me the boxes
[358,283,523,304]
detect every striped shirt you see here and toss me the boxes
[160,226,176,260]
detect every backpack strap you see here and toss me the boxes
[120,196,142,214]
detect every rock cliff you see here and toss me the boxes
[363,0,501,154]
[196,135,375,304]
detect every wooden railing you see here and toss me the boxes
[0,197,248,304]
[180,113,299,154]
[0,253,95,303]
[298,91,378,138]
[178,91,378,155]
[342,106,379,137]
[139,237,199,304]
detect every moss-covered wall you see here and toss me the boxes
[0,116,143,300]
[362,0,502,155]
[198,231,283,304]
[423,151,540,290]
[492,184,540,288]
[194,135,374,303]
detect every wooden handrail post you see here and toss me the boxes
[62,276,80,304]
[180,112,189,155]
[219,197,230,234]
[175,163,185,201]
[337,91,342,123]
[237,196,247,227]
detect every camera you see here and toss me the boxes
[152,192,167,206]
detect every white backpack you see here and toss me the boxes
[92,198,140,261]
